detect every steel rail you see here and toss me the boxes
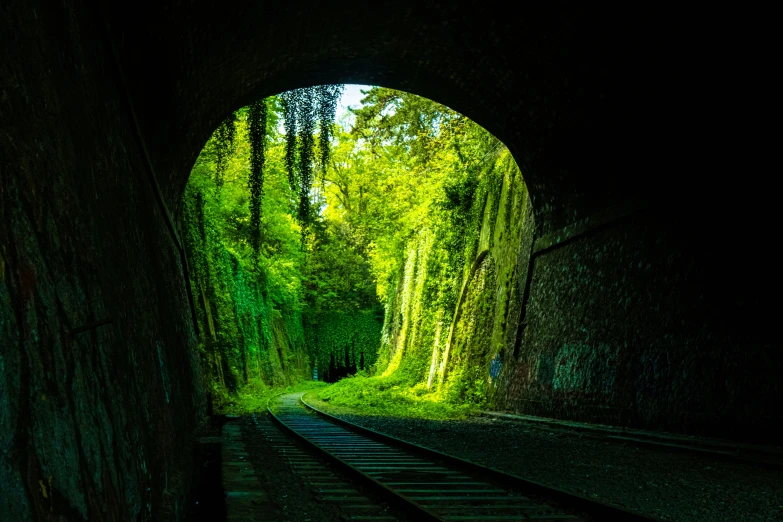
[267,393,440,521]
[268,392,661,521]
[298,394,661,522]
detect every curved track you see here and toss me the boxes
[268,392,659,522]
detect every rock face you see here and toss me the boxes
[1,1,778,520]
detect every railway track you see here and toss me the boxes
[248,412,401,520]
[268,392,659,522]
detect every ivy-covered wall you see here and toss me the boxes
[375,145,780,442]
[180,185,309,400]
[375,148,533,404]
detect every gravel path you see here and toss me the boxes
[305,395,783,522]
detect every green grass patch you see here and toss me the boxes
[214,378,328,415]
[315,373,479,420]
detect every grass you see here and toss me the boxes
[313,373,479,420]
[213,379,328,415]
[213,372,482,421]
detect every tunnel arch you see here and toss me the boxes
[103,3,656,235]
[98,1,780,440]
[4,4,782,520]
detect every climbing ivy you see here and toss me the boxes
[303,310,383,382]
[209,86,341,252]
[183,98,309,408]
[310,86,529,414]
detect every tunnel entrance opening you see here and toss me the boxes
[321,348,367,384]
[179,83,529,415]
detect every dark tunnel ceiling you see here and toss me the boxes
[102,3,674,232]
[99,0,775,279]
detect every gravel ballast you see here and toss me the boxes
[305,395,783,522]
[239,414,345,521]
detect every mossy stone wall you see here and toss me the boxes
[1,1,205,519]
[378,154,780,443]
[377,150,533,404]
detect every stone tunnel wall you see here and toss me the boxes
[493,208,779,442]
[1,1,205,520]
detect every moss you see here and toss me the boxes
[217,380,328,415]
[317,374,476,419]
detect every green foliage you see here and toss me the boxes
[303,310,383,380]
[183,99,310,409]
[314,86,528,415]
[247,99,268,258]
[351,88,465,164]
[219,380,328,415]
[183,84,529,420]
[282,90,299,191]
[296,88,316,226]
[302,218,378,312]
[280,85,344,231]
[315,85,342,176]
[315,374,475,419]
[213,113,238,191]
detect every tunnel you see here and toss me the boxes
[0,2,779,521]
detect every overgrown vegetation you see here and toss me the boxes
[312,375,475,419]
[304,311,382,382]
[311,88,529,418]
[220,381,329,416]
[182,85,531,419]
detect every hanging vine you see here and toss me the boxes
[280,85,344,233]
[207,86,342,247]
[248,99,268,259]
[213,113,237,191]
[316,84,342,177]
[281,90,299,192]
[296,88,316,227]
